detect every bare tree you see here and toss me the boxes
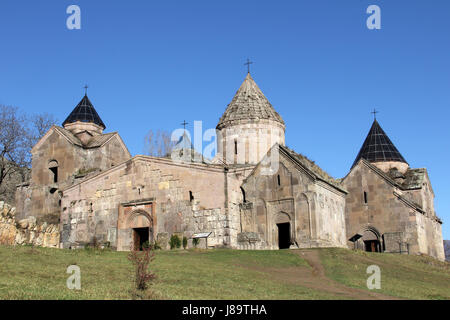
[0,105,57,200]
[29,112,57,146]
[144,129,175,157]
[0,105,29,188]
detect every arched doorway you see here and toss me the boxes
[275,212,291,249]
[127,210,154,251]
[362,228,382,253]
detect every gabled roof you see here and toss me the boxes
[280,145,345,192]
[32,125,129,155]
[62,95,106,129]
[352,158,427,191]
[216,73,284,129]
[352,120,407,168]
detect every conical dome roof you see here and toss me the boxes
[216,73,284,129]
[352,120,407,168]
[62,95,106,129]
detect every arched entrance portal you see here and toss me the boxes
[362,229,381,253]
[128,210,154,251]
[275,212,291,249]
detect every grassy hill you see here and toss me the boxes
[0,245,448,300]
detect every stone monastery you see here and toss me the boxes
[15,72,445,261]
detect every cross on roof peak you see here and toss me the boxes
[244,58,253,74]
[181,120,188,131]
[371,108,379,120]
[84,84,89,96]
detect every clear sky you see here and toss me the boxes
[1,1,449,239]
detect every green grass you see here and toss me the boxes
[0,246,333,300]
[319,248,450,300]
[0,245,448,300]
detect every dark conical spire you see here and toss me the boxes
[352,119,407,168]
[62,95,106,129]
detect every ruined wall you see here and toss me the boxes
[239,151,347,250]
[61,156,231,250]
[0,201,59,248]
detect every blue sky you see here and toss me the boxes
[1,1,449,239]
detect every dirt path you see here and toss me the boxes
[293,250,399,300]
[243,249,400,300]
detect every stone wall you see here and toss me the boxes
[0,201,60,248]
[239,148,347,250]
[15,127,131,222]
[216,120,285,165]
[60,156,234,250]
[342,160,445,261]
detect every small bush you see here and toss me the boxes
[128,246,156,291]
[182,236,188,249]
[169,234,181,250]
[142,241,150,250]
[151,241,162,250]
[193,237,199,248]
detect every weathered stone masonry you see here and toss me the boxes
[14,72,445,260]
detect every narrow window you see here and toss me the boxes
[240,187,246,203]
[189,191,194,202]
[48,160,59,183]
[277,174,281,186]
[364,191,368,204]
[234,140,238,155]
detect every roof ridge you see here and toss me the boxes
[280,145,342,189]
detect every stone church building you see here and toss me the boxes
[15,73,445,260]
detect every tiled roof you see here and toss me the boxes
[62,95,106,129]
[217,73,284,129]
[352,120,407,168]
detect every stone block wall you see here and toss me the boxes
[61,156,233,250]
[0,201,60,248]
[216,120,285,165]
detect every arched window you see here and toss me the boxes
[234,140,238,155]
[48,160,59,183]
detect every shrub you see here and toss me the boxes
[193,237,199,248]
[151,240,162,250]
[182,236,188,249]
[142,240,150,250]
[128,246,156,291]
[169,234,181,250]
